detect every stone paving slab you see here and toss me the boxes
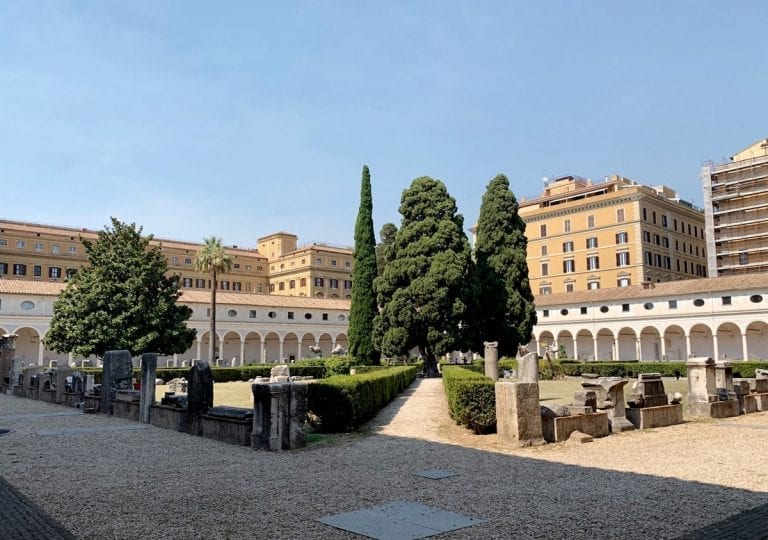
[317,500,484,539]
[414,469,458,480]
[0,476,75,540]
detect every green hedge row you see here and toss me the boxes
[69,364,327,384]
[306,366,418,432]
[442,366,496,434]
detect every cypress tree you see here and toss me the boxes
[348,165,380,364]
[473,174,537,356]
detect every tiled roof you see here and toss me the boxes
[0,279,350,309]
[534,274,768,307]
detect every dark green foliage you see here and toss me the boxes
[373,177,474,376]
[442,366,496,434]
[473,174,537,356]
[349,165,380,365]
[322,355,355,376]
[306,366,417,432]
[44,218,196,358]
[73,364,327,384]
[375,222,398,274]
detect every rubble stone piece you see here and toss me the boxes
[270,364,290,380]
[566,431,594,444]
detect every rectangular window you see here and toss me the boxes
[654,254,662,267]
[563,259,575,273]
[540,224,547,238]
[622,303,630,312]
[246,283,251,291]
[249,310,257,318]
[642,208,647,221]
[540,245,548,256]
[329,279,339,289]
[616,232,628,244]
[540,286,551,296]
[245,265,251,270]
[0,262,7,274]
[588,281,600,290]
[67,246,77,254]
[674,218,678,231]
[34,265,42,277]
[171,256,179,264]
[315,258,322,264]
[645,251,653,265]
[270,283,275,292]
[652,211,657,224]
[345,261,351,268]
[669,300,678,309]
[541,263,549,276]
[684,260,688,273]
[0,239,6,247]
[13,263,26,275]
[257,284,263,293]
[564,219,571,233]
[695,246,699,257]
[618,277,631,287]
[722,296,732,306]
[562,241,574,253]
[35,242,44,251]
[662,215,668,228]
[616,251,630,266]
[587,215,595,228]
[643,231,651,242]
[344,280,352,289]
[16,240,26,248]
[52,244,60,253]
[234,263,240,269]
[322,313,329,321]
[587,255,600,270]
[586,237,598,249]
[580,306,587,315]
[221,281,230,290]
[278,282,284,291]
[287,312,294,319]
[676,259,680,272]
[566,283,574,293]
[687,224,692,235]
[256,265,263,271]
[662,237,669,248]
[739,251,748,265]
[542,309,550,317]
[331,259,337,267]
[314,277,324,287]
[664,256,671,270]
[182,277,192,287]
[195,278,205,288]
[289,280,296,289]
[617,208,625,222]
[49,266,61,278]
[233,282,241,291]
[654,234,660,246]
[184,258,192,265]
[694,225,698,237]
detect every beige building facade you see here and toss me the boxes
[517,175,707,296]
[702,138,768,277]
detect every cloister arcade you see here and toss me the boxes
[535,320,768,362]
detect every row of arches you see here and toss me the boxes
[535,321,768,362]
[0,325,348,367]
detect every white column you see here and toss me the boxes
[279,338,285,362]
[660,336,667,362]
[37,341,44,366]
[173,353,178,368]
[260,340,266,363]
[636,338,642,361]
[217,334,224,362]
[196,339,201,361]
[239,339,245,367]
[297,337,302,361]
[592,338,598,362]
[613,339,619,362]
[713,334,720,361]
[685,333,692,358]
[742,332,749,362]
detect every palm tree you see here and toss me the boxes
[195,237,233,362]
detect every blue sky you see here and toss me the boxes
[2,1,767,248]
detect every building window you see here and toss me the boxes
[540,224,547,238]
[645,251,653,265]
[642,208,647,221]
[184,258,192,265]
[722,296,732,305]
[305,313,312,320]
[234,263,240,269]
[616,232,628,244]
[563,241,574,253]
[314,277,324,287]
[643,231,651,242]
[183,278,192,287]
[662,237,669,248]
[289,280,296,289]
[616,252,630,266]
[618,277,631,287]
[617,208,625,222]
[588,281,600,290]
[34,265,42,277]
[586,237,598,249]
[257,265,263,271]
[287,311,294,319]
[580,306,587,315]
[654,234,660,246]
[540,285,551,295]
[344,280,352,289]
[300,278,307,287]
[560,309,569,316]
[268,311,277,318]
[566,282,574,293]
[256,284,262,293]
[270,283,275,292]
[622,303,630,312]
[67,246,77,254]
[563,259,575,273]
[278,282,285,291]
[587,255,599,270]
[227,310,237,317]
[541,245,548,256]
[542,309,550,317]
[0,262,7,274]
[564,219,571,233]
[16,240,26,248]
[345,261,351,268]
[171,256,179,264]
[693,298,705,307]
[541,262,549,276]
[220,281,230,290]
[662,215,668,228]
[245,265,251,270]
[195,278,205,288]
[329,279,339,289]
[13,263,26,276]
[600,306,609,313]
[669,300,678,309]
[52,244,60,253]
[739,251,748,265]
[233,282,241,291]
[0,239,6,247]
[34,242,44,251]
[315,258,322,264]
[587,215,595,228]
[654,254,662,267]
[331,259,337,267]
[249,310,257,318]
[652,211,657,224]
[66,268,76,279]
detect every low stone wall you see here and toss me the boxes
[541,412,609,443]
[40,389,57,403]
[24,387,39,400]
[150,405,190,433]
[744,395,759,414]
[688,400,739,418]
[83,395,101,413]
[62,392,84,408]
[113,400,140,422]
[626,404,683,429]
[201,416,252,446]
[13,386,24,397]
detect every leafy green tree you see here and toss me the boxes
[348,165,380,365]
[473,174,537,356]
[375,222,398,275]
[195,237,233,361]
[373,177,474,376]
[44,218,196,358]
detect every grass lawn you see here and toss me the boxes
[155,381,254,408]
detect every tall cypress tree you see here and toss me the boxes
[348,165,380,364]
[474,174,537,356]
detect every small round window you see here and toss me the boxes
[20,301,35,310]
[304,313,312,320]
[268,311,277,319]
[560,309,568,316]
[643,302,654,310]
[338,314,346,322]
[750,294,764,303]
[599,306,609,313]
[693,299,705,307]
[227,310,237,317]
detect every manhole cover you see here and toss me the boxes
[0,429,10,436]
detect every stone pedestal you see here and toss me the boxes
[139,353,158,423]
[8,357,22,395]
[687,357,738,418]
[251,382,307,450]
[101,350,134,415]
[495,381,544,447]
[626,404,683,429]
[484,342,498,381]
[518,352,539,383]
[582,377,635,433]
[55,368,73,404]
[541,412,609,443]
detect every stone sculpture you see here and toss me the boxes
[581,376,635,433]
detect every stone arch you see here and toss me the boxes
[556,330,574,359]
[301,332,319,359]
[221,331,242,366]
[243,331,263,364]
[716,322,742,361]
[263,332,281,363]
[663,324,687,361]
[745,321,768,361]
[318,332,334,357]
[334,333,348,352]
[639,326,661,362]
[689,323,714,359]
[283,332,299,362]
[197,330,222,363]
[617,327,638,361]
[575,329,594,361]
[596,328,614,361]
[11,326,42,366]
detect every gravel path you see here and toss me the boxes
[2,381,768,539]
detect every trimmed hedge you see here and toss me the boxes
[306,366,418,432]
[70,364,327,384]
[442,366,496,434]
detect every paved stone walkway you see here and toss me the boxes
[0,475,74,540]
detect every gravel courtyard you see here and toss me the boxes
[1,379,768,539]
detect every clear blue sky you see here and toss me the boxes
[2,1,767,248]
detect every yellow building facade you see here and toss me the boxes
[518,175,707,296]
[0,220,353,298]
